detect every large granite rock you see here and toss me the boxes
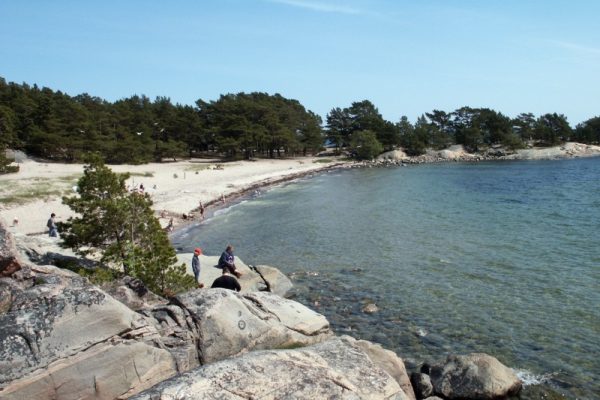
[176,253,293,296]
[131,335,413,400]
[429,353,522,399]
[0,265,176,400]
[168,289,333,364]
[0,220,22,277]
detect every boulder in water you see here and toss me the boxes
[429,353,522,399]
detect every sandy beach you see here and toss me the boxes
[0,156,346,236]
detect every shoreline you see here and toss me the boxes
[166,160,349,234]
[2,142,599,236]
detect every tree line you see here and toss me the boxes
[1,76,599,165]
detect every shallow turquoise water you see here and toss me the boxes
[173,157,600,399]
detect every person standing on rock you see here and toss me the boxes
[218,244,242,278]
[211,268,241,292]
[192,247,204,288]
[47,213,58,237]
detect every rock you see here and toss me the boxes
[0,220,22,277]
[254,264,293,297]
[355,339,416,400]
[14,233,97,270]
[100,276,167,311]
[170,289,333,364]
[131,336,412,400]
[362,303,379,314]
[378,150,408,162]
[0,269,176,400]
[411,372,433,399]
[429,353,522,399]
[176,253,293,296]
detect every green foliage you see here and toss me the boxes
[2,75,595,163]
[574,116,600,144]
[77,267,121,285]
[534,113,572,146]
[350,130,384,160]
[197,92,323,159]
[60,155,194,296]
[326,100,397,151]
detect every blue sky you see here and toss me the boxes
[1,0,598,125]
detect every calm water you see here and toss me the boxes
[172,157,600,399]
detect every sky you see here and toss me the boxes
[1,0,599,125]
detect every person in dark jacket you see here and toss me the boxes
[47,213,58,237]
[218,244,242,278]
[211,269,241,292]
[191,247,204,288]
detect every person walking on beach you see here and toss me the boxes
[191,247,204,288]
[218,244,242,278]
[47,213,58,237]
[211,268,241,292]
[199,201,205,220]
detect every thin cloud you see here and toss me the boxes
[553,40,600,57]
[267,0,362,15]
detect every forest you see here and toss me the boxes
[1,76,599,166]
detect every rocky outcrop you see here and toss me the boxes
[175,253,293,296]
[0,268,333,400]
[0,221,22,277]
[100,276,167,311]
[131,335,413,400]
[428,353,522,399]
[161,289,333,364]
[411,372,433,399]
[0,265,176,400]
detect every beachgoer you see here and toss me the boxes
[47,213,58,237]
[199,201,205,220]
[221,193,226,204]
[211,268,241,292]
[139,183,145,193]
[165,218,174,232]
[12,217,18,227]
[191,248,204,288]
[218,244,242,278]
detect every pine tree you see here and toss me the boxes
[60,154,195,296]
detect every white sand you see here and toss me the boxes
[0,157,345,236]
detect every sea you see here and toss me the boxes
[172,157,600,400]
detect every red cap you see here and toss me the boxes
[194,248,202,255]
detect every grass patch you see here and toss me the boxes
[185,164,211,172]
[129,171,155,177]
[56,174,82,182]
[0,183,65,205]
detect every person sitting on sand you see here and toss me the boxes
[218,244,242,278]
[211,268,241,292]
[191,247,204,289]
